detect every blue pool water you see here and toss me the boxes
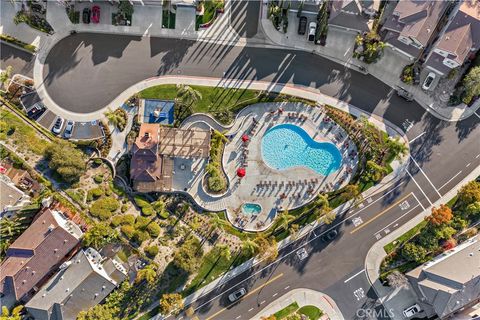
[261,124,342,175]
[242,203,262,215]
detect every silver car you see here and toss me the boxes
[63,120,75,139]
[52,116,64,135]
[228,288,246,302]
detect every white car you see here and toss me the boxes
[422,72,436,90]
[228,288,246,302]
[63,120,75,139]
[308,22,317,41]
[403,304,421,318]
[52,116,64,135]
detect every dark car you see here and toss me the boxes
[27,105,46,120]
[298,16,307,35]
[322,230,338,242]
[413,65,421,85]
[30,3,45,14]
[82,8,91,24]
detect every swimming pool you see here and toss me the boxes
[242,203,262,215]
[261,124,342,175]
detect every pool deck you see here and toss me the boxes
[178,102,358,232]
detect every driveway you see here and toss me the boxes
[1,42,34,77]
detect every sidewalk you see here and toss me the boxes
[252,288,344,320]
[258,3,480,122]
[364,165,480,320]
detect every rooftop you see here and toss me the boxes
[0,179,25,212]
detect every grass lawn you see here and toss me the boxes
[298,305,323,320]
[383,220,427,254]
[274,301,300,319]
[0,109,50,155]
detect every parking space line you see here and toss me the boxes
[284,286,290,290]
[351,193,413,234]
[438,171,462,191]
[407,170,433,206]
[411,192,425,210]
[410,156,442,198]
[273,293,278,297]
[248,308,254,312]
[409,131,425,144]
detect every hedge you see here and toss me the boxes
[145,245,159,258]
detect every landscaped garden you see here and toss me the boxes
[267,301,324,320]
[196,0,224,29]
[380,179,480,284]
[205,130,228,193]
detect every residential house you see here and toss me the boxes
[0,209,83,305]
[0,179,31,218]
[1,160,42,195]
[328,0,372,33]
[25,248,127,320]
[406,235,480,319]
[425,1,480,76]
[130,123,210,193]
[382,1,450,61]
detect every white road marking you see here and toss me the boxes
[236,316,242,319]
[344,269,365,283]
[375,233,382,240]
[409,131,425,144]
[407,170,433,206]
[411,192,425,210]
[260,300,266,305]
[476,154,480,159]
[354,288,365,301]
[474,112,480,120]
[374,204,420,236]
[438,170,462,191]
[466,162,471,168]
[284,286,290,290]
[410,156,442,198]
[352,217,363,227]
[273,293,278,297]
[399,200,410,210]
[248,308,254,312]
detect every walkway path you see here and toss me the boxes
[252,288,344,320]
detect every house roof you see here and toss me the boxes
[0,179,25,212]
[26,248,127,320]
[383,1,448,46]
[328,0,370,32]
[0,209,83,301]
[424,52,453,75]
[407,236,480,318]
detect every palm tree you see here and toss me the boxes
[276,210,294,232]
[176,84,202,114]
[0,65,12,89]
[241,238,259,256]
[209,213,226,234]
[288,223,300,239]
[320,210,336,225]
[218,244,231,262]
[104,108,121,129]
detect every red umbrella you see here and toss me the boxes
[237,168,246,178]
[241,134,249,142]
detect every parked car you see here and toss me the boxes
[30,3,45,14]
[403,304,421,318]
[322,230,338,242]
[228,288,247,302]
[91,6,100,23]
[64,120,75,139]
[298,16,307,35]
[396,86,414,101]
[27,105,45,120]
[422,72,436,90]
[308,22,317,41]
[82,8,91,24]
[413,65,421,85]
[52,116,64,135]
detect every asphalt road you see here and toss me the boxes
[39,33,480,319]
[0,42,34,78]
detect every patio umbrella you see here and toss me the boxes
[237,168,246,178]
[241,134,249,142]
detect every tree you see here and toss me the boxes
[277,210,294,231]
[1,305,23,320]
[159,293,184,316]
[386,270,408,289]
[104,108,127,131]
[241,239,259,256]
[401,243,427,263]
[288,223,300,239]
[173,236,203,274]
[118,0,134,17]
[208,213,227,235]
[462,66,480,104]
[218,244,231,262]
[339,184,360,203]
[255,235,278,263]
[44,140,86,183]
[457,181,480,208]
[83,222,119,250]
[0,66,13,89]
[363,160,387,183]
[176,84,202,116]
[319,210,336,225]
[135,264,157,285]
[426,204,453,226]
[77,304,116,320]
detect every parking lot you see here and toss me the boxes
[20,91,104,141]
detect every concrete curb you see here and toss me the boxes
[364,165,480,299]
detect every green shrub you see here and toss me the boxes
[158,210,169,219]
[93,158,103,165]
[87,188,103,202]
[90,197,120,220]
[111,214,135,227]
[109,181,126,197]
[121,204,129,213]
[135,216,151,230]
[145,245,159,258]
[111,215,124,227]
[132,230,150,244]
[121,225,135,239]
[94,174,104,184]
[146,222,161,238]
[141,205,155,216]
[134,195,150,208]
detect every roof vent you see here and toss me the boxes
[65,288,69,292]
[469,252,474,256]
[102,285,106,290]
[47,224,55,232]
[42,294,46,298]
[144,132,150,138]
